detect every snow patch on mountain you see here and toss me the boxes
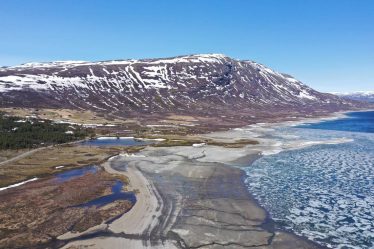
[332,91,374,103]
[0,54,367,114]
[332,91,374,96]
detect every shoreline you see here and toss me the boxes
[60,109,351,248]
[5,109,367,248]
[238,171,327,249]
[240,109,374,248]
[62,152,325,249]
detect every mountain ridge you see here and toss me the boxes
[332,91,374,103]
[0,54,369,120]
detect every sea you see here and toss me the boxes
[244,111,374,249]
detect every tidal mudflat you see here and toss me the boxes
[2,112,368,249]
[62,133,325,249]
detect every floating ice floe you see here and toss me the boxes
[192,143,206,148]
[96,136,134,140]
[245,125,374,249]
[120,153,146,158]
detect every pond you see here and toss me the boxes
[54,165,136,208]
[80,137,156,147]
[75,180,136,208]
[55,165,98,183]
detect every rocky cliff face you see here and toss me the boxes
[0,54,366,118]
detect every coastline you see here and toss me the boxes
[242,109,374,249]
[9,109,364,249]
[59,110,355,249]
[62,151,325,249]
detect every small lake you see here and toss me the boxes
[80,137,155,147]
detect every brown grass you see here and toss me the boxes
[0,107,136,125]
[146,134,258,148]
[0,149,30,163]
[0,169,133,248]
[0,144,142,188]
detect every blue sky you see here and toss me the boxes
[1,0,373,92]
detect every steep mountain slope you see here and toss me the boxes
[0,54,367,119]
[332,91,374,103]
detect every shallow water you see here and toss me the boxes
[244,111,374,249]
[55,166,98,183]
[80,137,153,147]
[75,180,136,208]
[55,166,136,208]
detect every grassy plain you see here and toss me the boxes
[0,144,143,188]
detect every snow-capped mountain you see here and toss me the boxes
[0,54,368,119]
[332,91,374,103]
